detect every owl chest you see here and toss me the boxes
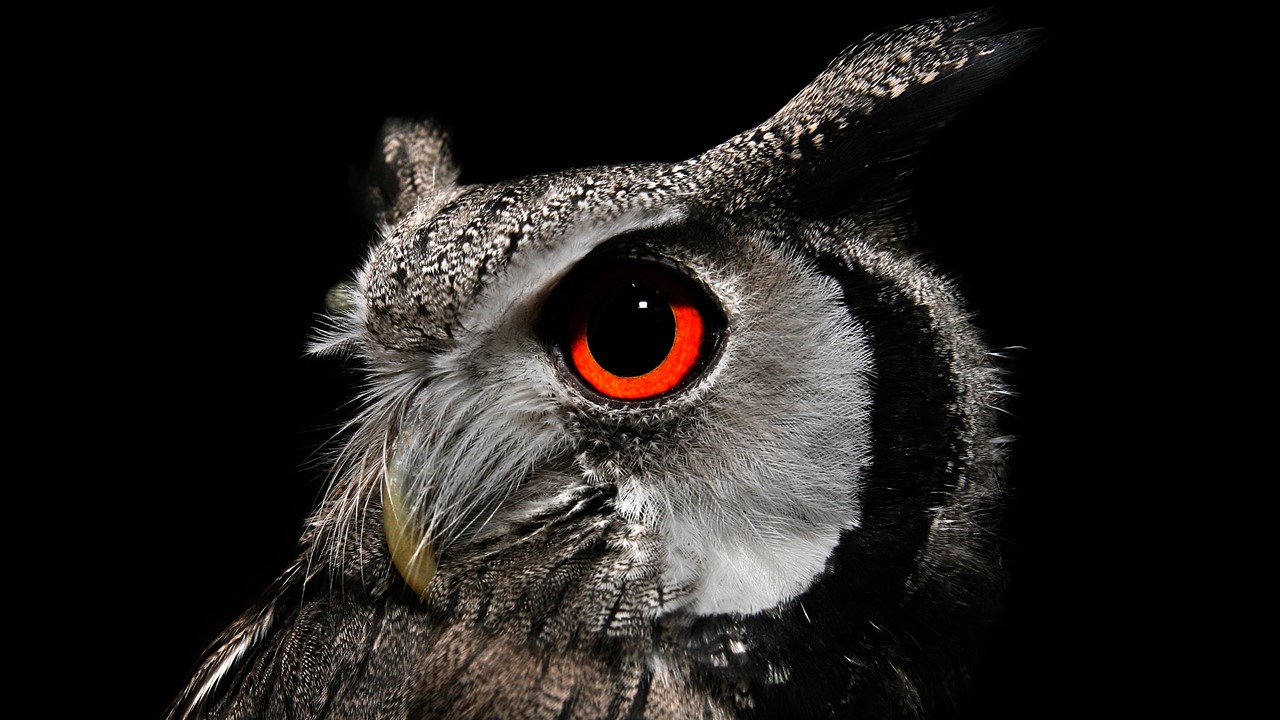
[331,505,748,719]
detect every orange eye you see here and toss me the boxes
[546,258,720,401]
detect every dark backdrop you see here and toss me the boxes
[102,4,1149,717]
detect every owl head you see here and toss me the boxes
[174,12,1038,719]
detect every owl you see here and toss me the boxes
[170,12,1038,719]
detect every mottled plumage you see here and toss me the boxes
[171,12,1038,719]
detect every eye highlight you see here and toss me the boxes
[544,257,721,401]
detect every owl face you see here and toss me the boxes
[174,12,1037,719]
[354,183,875,615]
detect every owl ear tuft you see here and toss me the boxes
[698,12,1042,218]
[367,119,460,227]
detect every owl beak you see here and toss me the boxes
[383,461,437,597]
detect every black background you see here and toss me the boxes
[81,4,1163,716]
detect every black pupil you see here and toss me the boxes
[587,282,675,377]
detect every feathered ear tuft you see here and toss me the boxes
[366,118,461,226]
[698,11,1042,218]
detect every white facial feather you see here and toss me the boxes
[401,210,870,614]
[383,210,687,554]
[604,239,873,614]
[326,202,872,617]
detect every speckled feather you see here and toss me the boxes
[362,12,1033,351]
[171,12,1038,720]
